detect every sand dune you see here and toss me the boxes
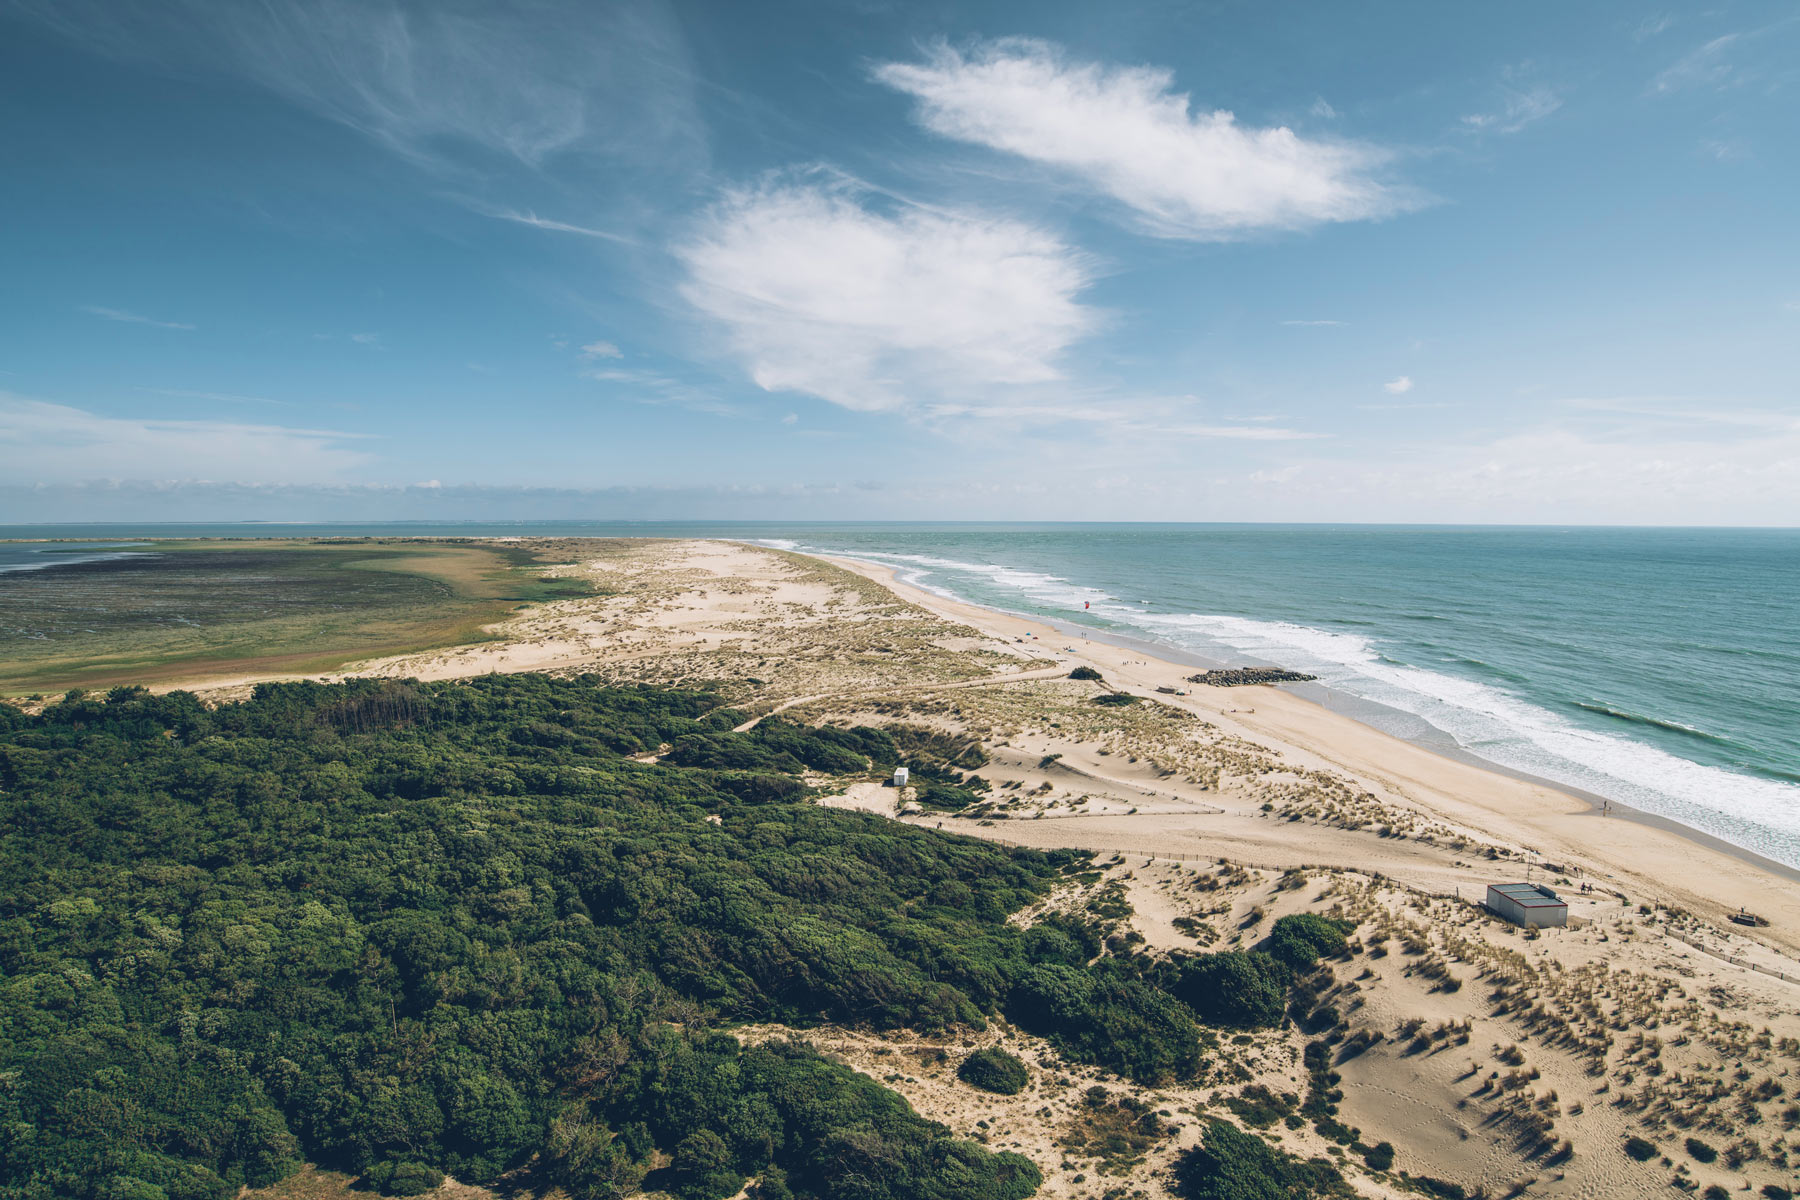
[206,537,1800,1200]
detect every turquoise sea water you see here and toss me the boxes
[5,522,1798,866]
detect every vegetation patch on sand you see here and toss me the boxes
[0,539,591,694]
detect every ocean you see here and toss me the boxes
[5,522,1797,867]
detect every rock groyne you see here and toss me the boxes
[1187,667,1318,687]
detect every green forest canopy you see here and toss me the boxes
[0,675,1350,1200]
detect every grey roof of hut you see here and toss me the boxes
[1488,882,1564,908]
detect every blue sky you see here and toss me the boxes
[2,0,1796,523]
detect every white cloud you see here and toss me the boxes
[580,340,623,360]
[873,39,1420,240]
[1310,98,1338,119]
[81,305,194,330]
[349,332,383,347]
[781,412,798,425]
[677,179,1096,412]
[1462,85,1563,134]
[1384,375,1414,394]
[0,392,372,482]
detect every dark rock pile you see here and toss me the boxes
[1187,668,1318,687]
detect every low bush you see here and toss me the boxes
[365,1160,445,1197]
[958,1048,1030,1096]
[1266,914,1353,971]
[1170,1120,1346,1199]
[1685,1136,1718,1164]
[1069,666,1104,681]
[1092,692,1138,707]
[1624,1135,1659,1162]
[1174,950,1289,1028]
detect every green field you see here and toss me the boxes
[0,539,591,694]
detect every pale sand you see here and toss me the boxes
[822,552,1800,958]
[162,536,1800,1200]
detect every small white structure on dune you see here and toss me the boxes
[1485,882,1568,928]
[890,766,910,788]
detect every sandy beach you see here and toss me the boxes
[151,536,1800,1200]
[821,552,1800,952]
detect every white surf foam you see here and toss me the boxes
[816,546,1800,866]
[1126,609,1800,865]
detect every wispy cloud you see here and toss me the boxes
[1462,85,1563,134]
[11,0,705,169]
[677,176,1096,413]
[1653,32,1746,93]
[1562,396,1800,433]
[1384,375,1414,394]
[139,387,285,406]
[81,305,194,330]
[580,340,623,360]
[0,392,372,482]
[485,207,638,244]
[581,365,742,418]
[1281,319,1345,327]
[349,332,383,348]
[918,397,1325,441]
[873,38,1423,240]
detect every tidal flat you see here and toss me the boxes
[0,538,591,695]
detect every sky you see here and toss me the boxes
[2,0,1796,524]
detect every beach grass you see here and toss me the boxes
[0,538,593,694]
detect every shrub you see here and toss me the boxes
[1224,1085,1296,1129]
[1703,1187,1729,1200]
[1685,1137,1718,1164]
[1764,1187,1793,1200]
[1624,1136,1658,1162]
[1069,666,1104,681]
[365,1161,445,1197]
[1008,963,1204,1084]
[1412,1179,1466,1200]
[1171,1120,1345,1200]
[1174,951,1289,1028]
[1092,692,1138,707]
[1266,914,1352,971]
[916,782,981,810]
[1363,1141,1395,1171]
[958,1048,1030,1096]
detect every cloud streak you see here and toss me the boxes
[81,305,194,330]
[874,39,1422,240]
[0,392,372,482]
[1462,85,1563,134]
[485,208,638,244]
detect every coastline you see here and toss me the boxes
[1000,593,1800,888]
[813,549,1800,943]
[20,533,1800,1198]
